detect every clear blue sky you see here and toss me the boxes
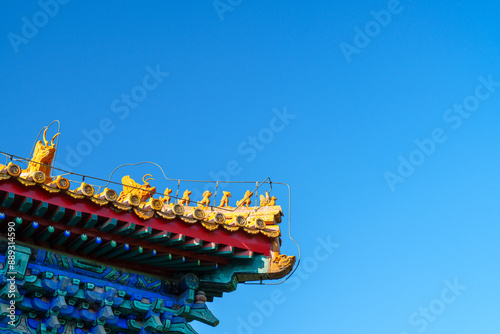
[1,1,500,333]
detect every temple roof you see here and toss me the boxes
[0,158,294,284]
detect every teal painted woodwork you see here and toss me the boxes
[50,207,65,222]
[1,192,15,208]
[18,197,33,213]
[99,218,117,232]
[82,214,98,229]
[0,241,219,334]
[67,211,82,226]
[33,201,48,217]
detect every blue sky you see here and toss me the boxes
[1,1,500,333]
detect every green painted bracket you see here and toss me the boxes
[1,192,15,208]
[129,226,152,239]
[112,222,135,236]
[51,207,65,222]
[18,197,33,213]
[200,242,218,253]
[178,238,202,250]
[34,201,49,217]
[82,214,98,229]
[67,211,82,226]
[163,233,185,246]
[99,218,117,232]
[146,232,171,243]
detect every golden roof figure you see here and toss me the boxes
[178,189,192,206]
[198,191,212,208]
[219,191,231,207]
[118,174,156,202]
[24,128,60,181]
[161,187,173,205]
[236,190,253,208]
[260,191,277,206]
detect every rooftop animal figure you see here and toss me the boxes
[118,174,156,202]
[24,128,60,181]
[198,191,212,207]
[236,190,253,208]
[161,188,173,205]
[179,189,192,206]
[219,191,232,207]
[260,191,277,206]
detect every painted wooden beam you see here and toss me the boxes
[81,237,103,254]
[12,217,23,231]
[129,249,157,261]
[33,201,49,217]
[178,238,202,251]
[1,192,15,208]
[93,240,117,257]
[146,254,175,265]
[103,243,130,259]
[38,225,55,242]
[200,242,218,253]
[145,231,171,243]
[112,222,136,236]
[233,250,254,260]
[216,246,234,256]
[115,246,143,260]
[67,211,82,226]
[82,214,98,229]
[70,234,88,251]
[129,226,152,239]
[162,234,185,246]
[18,197,33,213]
[51,207,65,222]
[21,221,39,239]
[53,230,71,246]
[98,218,117,232]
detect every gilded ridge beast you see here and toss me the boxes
[24,128,60,181]
[118,174,156,202]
